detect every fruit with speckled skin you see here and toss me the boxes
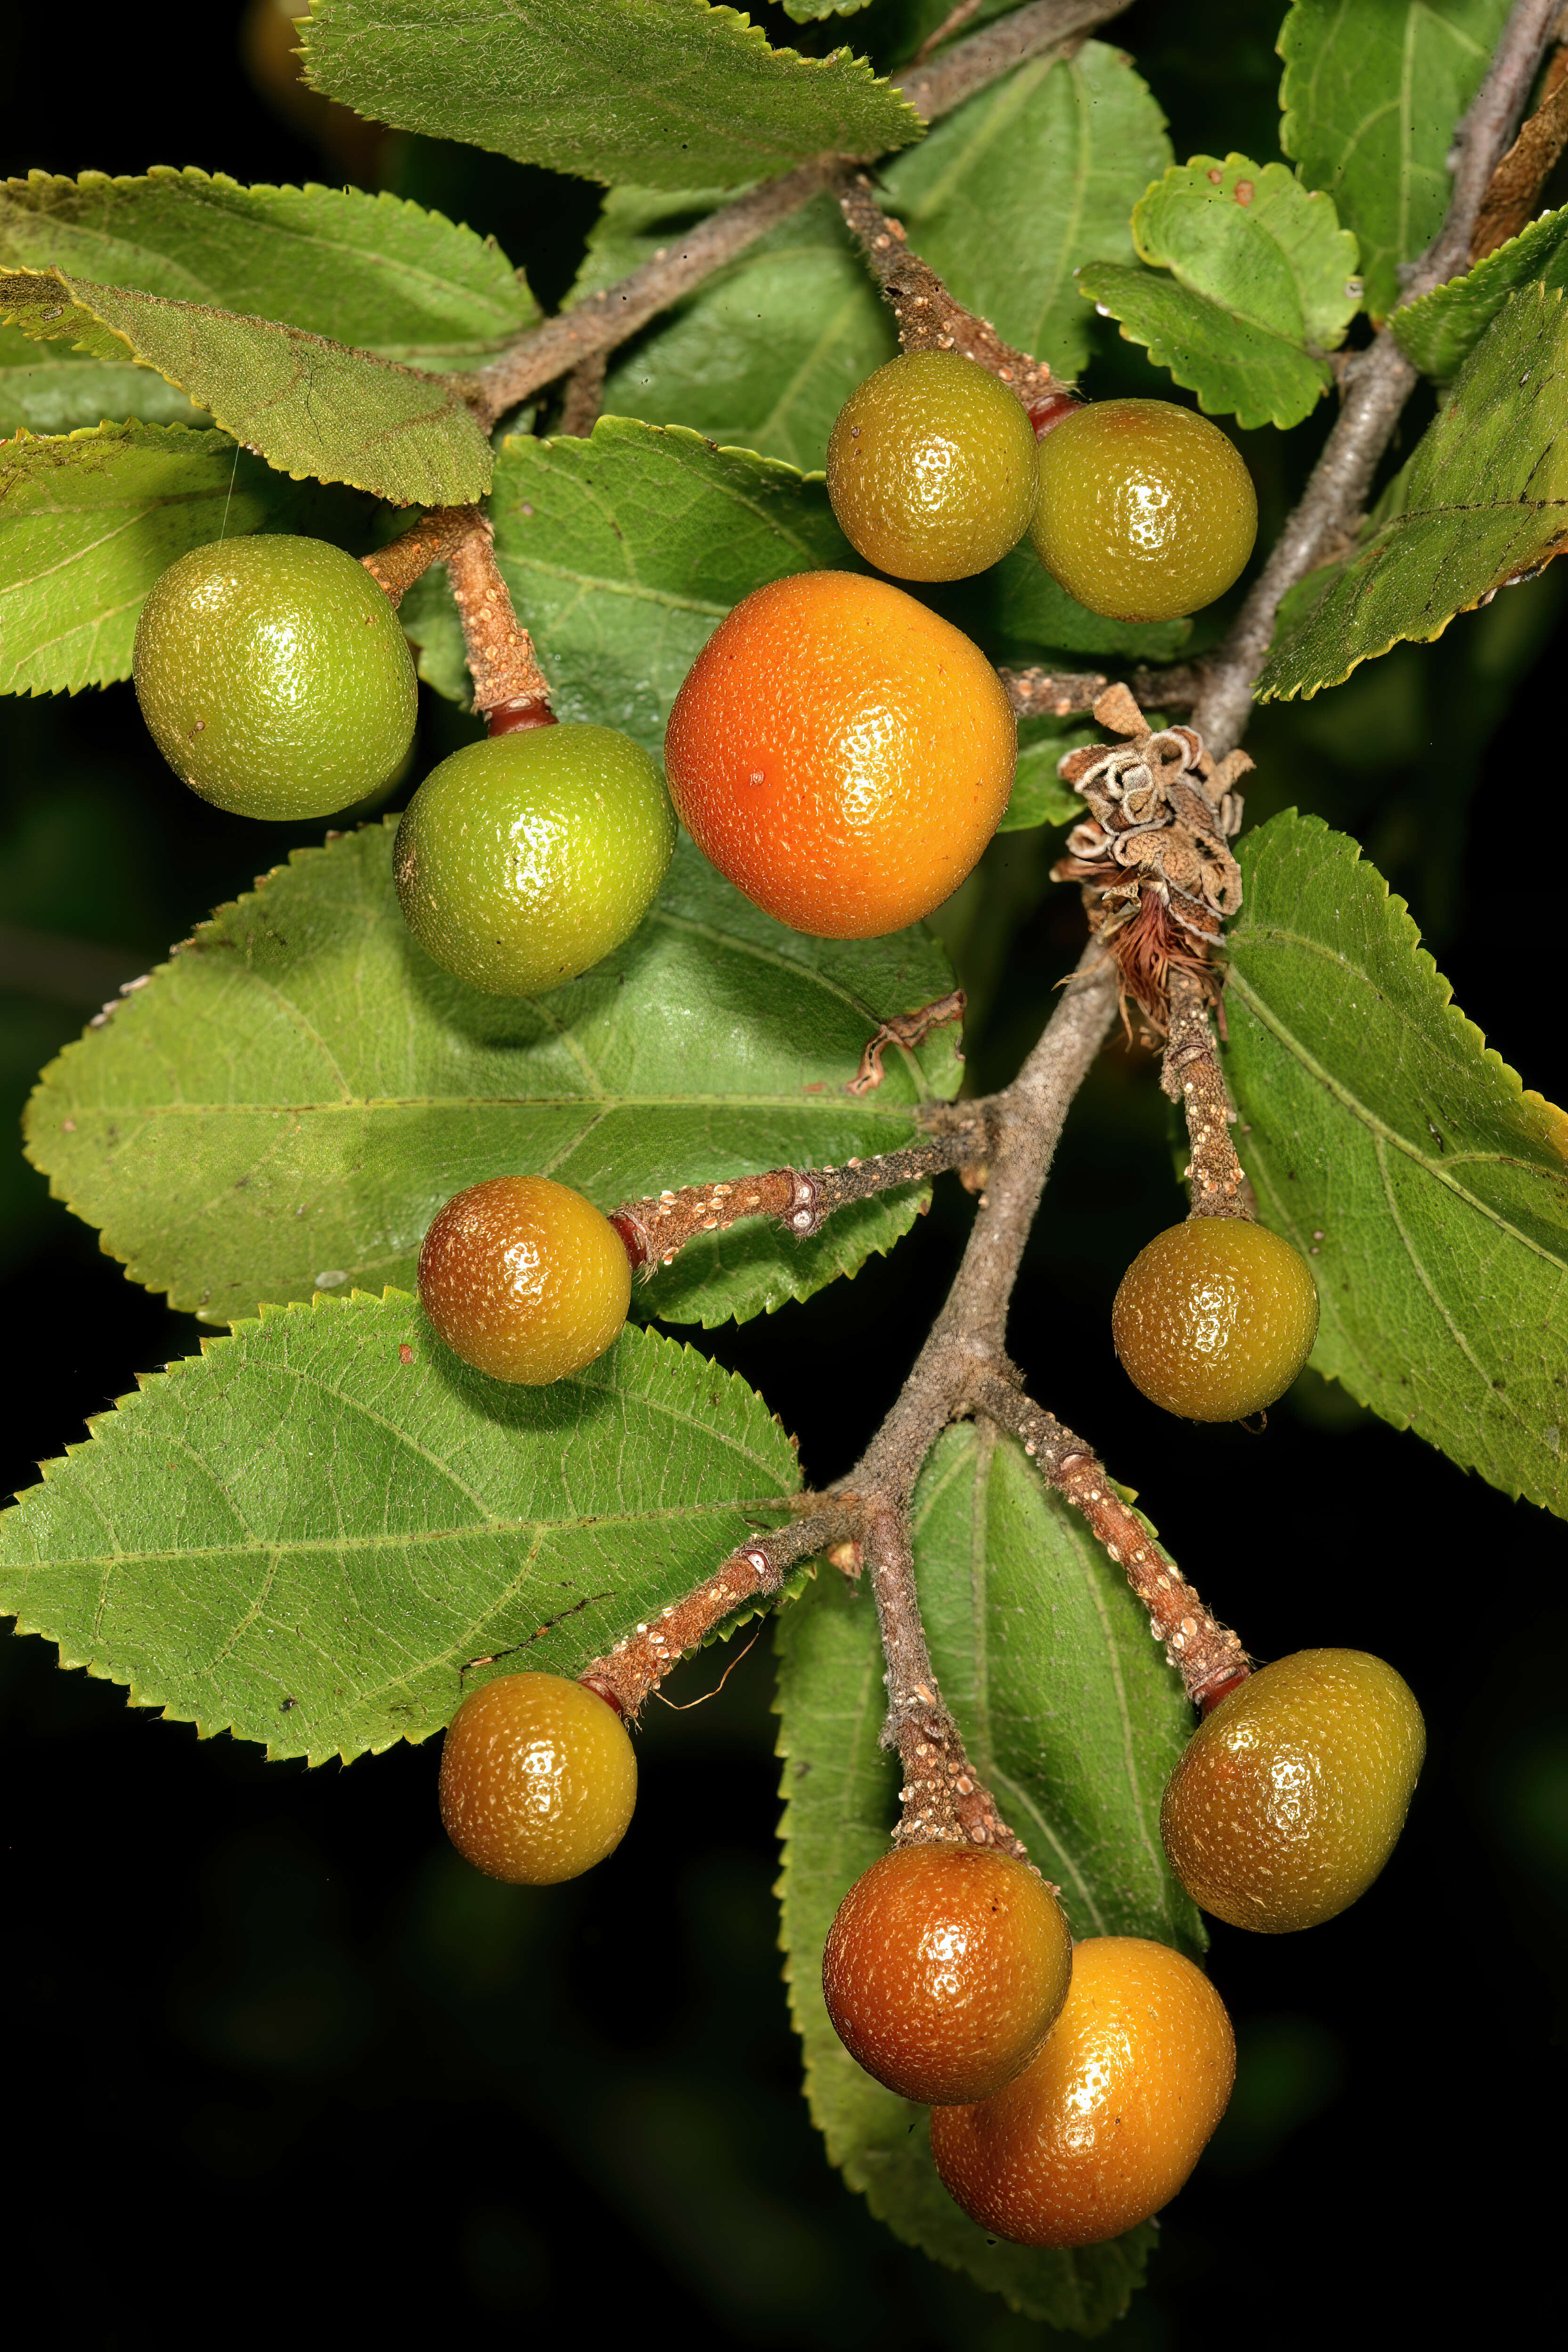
[418,1175,631,1385]
[132,534,417,818]
[394,724,675,995]
[1112,1219,1318,1421]
[1162,1649,1425,1933]
[826,351,1039,581]
[930,1936,1234,2247]
[1029,400,1257,622]
[439,1672,637,1884]
[822,1844,1073,2106]
[663,572,1015,939]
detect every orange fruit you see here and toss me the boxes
[662,571,1016,938]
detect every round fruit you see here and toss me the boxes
[418,1174,631,1385]
[825,351,1039,582]
[663,571,1015,938]
[132,533,417,818]
[1111,1218,1319,1421]
[439,1671,637,1885]
[1029,400,1257,622]
[822,1844,1073,2107]
[1161,1649,1425,1933]
[930,1936,1235,2247]
[394,724,675,995]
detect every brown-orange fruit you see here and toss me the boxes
[930,1936,1235,2246]
[439,1672,637,1885]
[1161,1649,1426,1932]
[1111,1217,1319,1421]
[821,1843,1073,2106]
[418,1175,631,1385]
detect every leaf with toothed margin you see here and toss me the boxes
[774,1421,1201,2323]
[23,828,963,1333]
[0,1297,802,1765]
[1224,812,1568,1517]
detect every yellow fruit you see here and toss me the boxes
[1111,1219,1319,1420]
[439,1673,637,1885]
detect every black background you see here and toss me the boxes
[3,6,1561,2345]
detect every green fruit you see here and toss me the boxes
[826,351,1039,582]
[439,1671,637,1884]
[1029,400,1257,621]
[1161,1650,1426,1932]
[394,724,676,995]
[1111,1219,1318,1421]
[418,1174,631,1386]
[132,533,417,818]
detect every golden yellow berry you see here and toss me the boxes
[439,1672,637,1885]
[822,1844,1073,2106]
[1111,1218,1319,1421]
[418,1175,631,1385]
[1161,1649,1426,1933]
[930,1936,1235,2247]
[826,351,1039,581]
[1029,400,1257,621]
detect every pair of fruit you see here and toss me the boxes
[825,349,1258,623]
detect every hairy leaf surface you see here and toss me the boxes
[775,1423,1200,2322]
[24,828,963,1329]
[300,0,921,189]
[0,421,364,696]
[1225,814,1568,1516]
[0,1298,800,1764]
[0,171,536,367]
[0,324,205,436]
[1393,202,1568,376]
[1258,284,1568,700]
[1078,154,1358,428]
[0,267,491,505]
[1280,0,1511,318]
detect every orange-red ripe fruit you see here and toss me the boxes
[418,1175,631,1385]
[439,1672,637,1885]
[1030,399,1257,622]
[826,351,1039,582]
[1111,1218,1319,1421]
[663,571,1016,939]
[1162,1649,1426,1933]
[930,1936,1235,2247]
[821,1844,1073,2106]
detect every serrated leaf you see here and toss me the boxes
[1393,201,1568,377]
[0,1295,800,1764]
[881,42,1173,381]
[1225,812,1568,1515]
[0,170,537,368]
[0,421,368,696]
[0,266,491,505]
[300,0,922,191]
[24,826,963,1331]
[1280,0,1511,320]
[1258,283,1568,701]
[1078,154,1358,428]
[774,1423,1200,2321]
[576,187,895,470]
[0,323,206,435]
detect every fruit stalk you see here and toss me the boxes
[364,505,552,722]
[1161,968,1253,1220]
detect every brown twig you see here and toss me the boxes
[443,519,552,719]
[1161,968,1252,1220]
[973,1376,1250,1708]
[1192,0,1559,757]
[1001,663,1206,719]
[361,505,475,606]
[556,351,608,438]
[1471,27,1568,258]
[464,1,1130,429]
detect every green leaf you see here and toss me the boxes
[1225,812,1568,1516]
[1078,154,1359,428]
[999,718,1094,833]
[576,187,895,471]
[1258,283,1568,701]
[1393,201,1568,377]
[0,170,537,368]
[1280,0,1512,319]
[299,0,922,190]
[881,42,1173,381]
[0,266,491,506]
[24,825,963,1331]
[941,540,1193,665]
[0,421,367,696]
[774,1422,1200,2322]
[0,323,206,435]
[0,1296,800,1764]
